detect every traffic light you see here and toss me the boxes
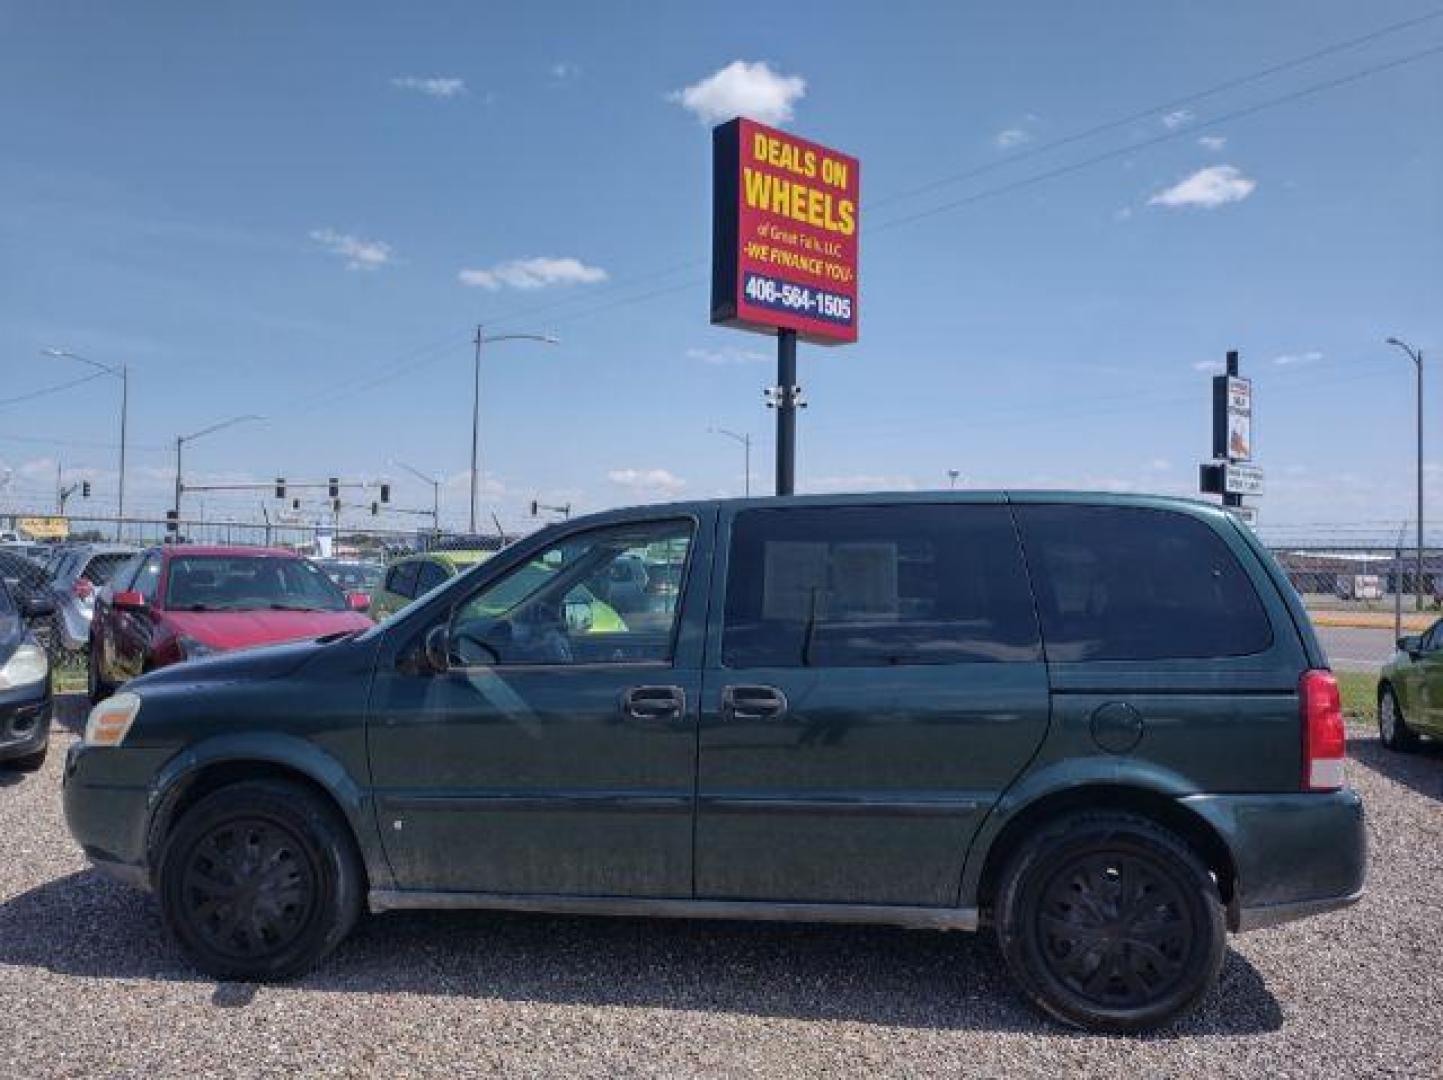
[379,483,390,504]
[81,480,91,498]
[530,499,540,517]
[328,477,339,498]
[165,509,178,534]
[291,498,300,510]
[275,478,286,499]
[332,498,341,513]
[370,501,379,516]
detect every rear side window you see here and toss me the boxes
[386,561,421,599]
[414,561,449,594]
[83,552,133,585]
[1016,506,1272,661]
[723,505,1041,668]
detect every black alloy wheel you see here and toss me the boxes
[177,817,319,962]
[995,812,1226,1033]
[159,780,363,981]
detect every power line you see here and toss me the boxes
[871,42,1443,235]
[867,7,1443,211]
[0,370,106,408]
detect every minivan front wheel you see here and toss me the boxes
[158,779,363,981]
[994,812,1225,1033]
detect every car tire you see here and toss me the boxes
[1378,685,1420,752]
[87,643,111,705]
[5,744,48,772]
[158,779,364,982]
[994,811,1226,1034]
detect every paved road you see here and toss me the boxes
[1317,625,1397,673]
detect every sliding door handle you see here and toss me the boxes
[721,685,789,722]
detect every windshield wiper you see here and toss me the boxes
[268,603,326,611]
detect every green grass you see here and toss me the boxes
[1336,670,1377,727]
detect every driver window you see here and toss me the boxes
[448,519,693,667]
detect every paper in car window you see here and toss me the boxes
[762,542,829,621]
[830,543,899,618]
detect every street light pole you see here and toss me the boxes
[709,427,753,497]
[173,415,265,522]
[394,461,442,534]
[43,349,127,539]
[1388,338,1425,610]
[469,325,558,533]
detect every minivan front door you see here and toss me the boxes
[368,514,709,898]
[697,501,1051,908]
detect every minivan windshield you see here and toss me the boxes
[164,555,349,612]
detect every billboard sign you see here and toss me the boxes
[1212,375,1252,461]
[17,515,68,540]
[711,117,859,345]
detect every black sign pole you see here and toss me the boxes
[776,329,798,496]
[1221,349,1242,509]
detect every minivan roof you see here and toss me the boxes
[567,490,1239,526]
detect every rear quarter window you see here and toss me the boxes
[1016,505,1272,661]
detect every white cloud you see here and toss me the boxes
[1148,165,1256,209]
[687,346,767,366]
[1148,458,1173,472]
[1161,109,1193,130]
[1197,134,1227,151]
[1274,350,1324,367]
[458,256,608,290]
[1192,359,1225,373]
[1114,206,1134,222]
[994,127,1031,149]
[607,468,687,497]
[550,62,581,82]
[309,228,392,270]
[670,60,805,126]
[807,474,918,493]
[390,76,466,99]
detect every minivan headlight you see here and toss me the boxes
[0,641,48,690]
[84,692,142,747]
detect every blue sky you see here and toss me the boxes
[1,1,1439,541]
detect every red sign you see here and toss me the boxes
[711,118,859,345]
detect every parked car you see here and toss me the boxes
[0,549,52,615]
[315,558,384,594]
[87,545,373,702]
[63,493,1363,1032]
[47,544,137,651]
[0,576,53,771]
[1377,622,1443,749]
[369,550,494,620]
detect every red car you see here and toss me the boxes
[88,545,372,702]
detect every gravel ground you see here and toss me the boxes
[2,701,1440,1079]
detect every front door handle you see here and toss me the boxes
[721,685,789,722]
[621,685,686,723]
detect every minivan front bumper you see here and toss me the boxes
[1182,788,1366,932]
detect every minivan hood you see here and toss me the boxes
[164,608,372,651]
[130,632,357,689]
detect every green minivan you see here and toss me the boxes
[64,493,1364,1032]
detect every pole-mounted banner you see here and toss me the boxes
[711,117,859,496]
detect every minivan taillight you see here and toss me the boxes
[1300,669,1346,792]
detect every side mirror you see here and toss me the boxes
[112,590,147,612]
[423,624,450,673]
[348,592,372,612]
[19,593,55,619]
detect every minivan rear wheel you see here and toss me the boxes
[1378,685,1419,752]
[158,779,363,981]
[994,811,1225,1033]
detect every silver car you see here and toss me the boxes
[47,544,137,651]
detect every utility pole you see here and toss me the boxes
[468,325,559,533]
[1387,338,1425,610]
[709,427,753,497]
[43,349,127,539]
